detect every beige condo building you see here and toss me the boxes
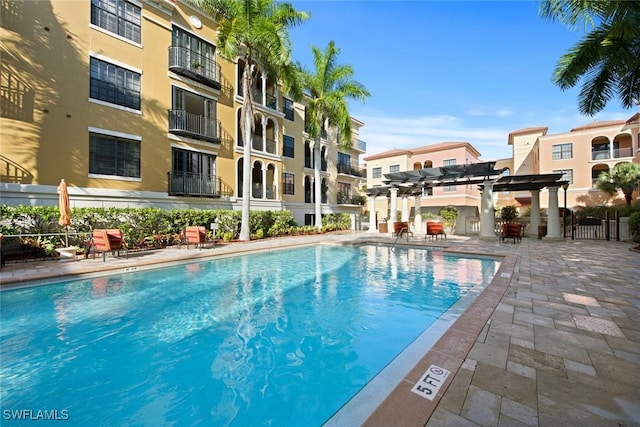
[506,113,640,211]
[361,113,639,236]
[0,0,367,227]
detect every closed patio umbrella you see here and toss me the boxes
[58,179,70,247]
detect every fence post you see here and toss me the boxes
[616,210,620,241]
[571,211,575,240]
[605,210,610,241]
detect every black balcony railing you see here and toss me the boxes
[168,46,221,89]
[591,147,634,160]
[337,163,365,177]
[266,94,277,110]
[251,183,276,199]
[168,110,221,143]
[168,172,221,197]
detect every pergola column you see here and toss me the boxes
[529,190,541,238]
[414,195,422,234]
[544,186,562,240]
[368,195,377,232]
[401,196,409,222]
[389,187,398,229]
[480,180,496,240]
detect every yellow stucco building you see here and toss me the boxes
[0,0,367,227]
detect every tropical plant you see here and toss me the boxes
[595,162,640,205]
[298,41,370,230]
[193,0,309,240]
[500,205,519,222]
[539,0,640,115]
[629,211,640,240]
[439,206,459,228]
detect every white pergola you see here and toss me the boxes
[364,162,567,240]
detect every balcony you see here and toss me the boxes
[250,136,277,155]
[337,163,366,177]
[168,172,221,197]
[591,147,634,161]
[252,184,276,199]
[168,47,221,90]
[168,110,221,143]
[337,193,366,205]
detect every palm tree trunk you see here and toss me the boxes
[313,138,322,230]
[239,64,255,241]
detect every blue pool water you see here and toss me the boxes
[0,245,498,426]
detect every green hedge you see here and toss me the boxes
[0,205,352,252]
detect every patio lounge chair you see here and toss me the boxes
[501,223,522,243]
[425,221,446,240]
[91,229,128,261]
[392,221,412,238]
[185,226,214,250]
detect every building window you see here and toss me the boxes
[91,0,141,44]
[553,169,573,184]
[283,98,294,121]
[389,165,400,173]
[283,172,294,195]
[90,57,141,110]
[283,135,294,158]
[337,152,351,174]
[443,158,456,166]
[552,143,572,160]
[442,185,456,192]
[372,167,381,178]
[89,132,140,178]
[337,182,350,203]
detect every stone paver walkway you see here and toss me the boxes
[1,232,639,426]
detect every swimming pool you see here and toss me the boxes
[0,244,498,426]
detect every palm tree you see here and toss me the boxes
[193,0,308,240]
[596,162,640,205]
[299,41,370,230]
[539,0,640,115]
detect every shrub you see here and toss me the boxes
[439,206,458,228]
[629,212,640,240]
[500,205,518,222]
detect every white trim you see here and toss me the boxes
[88,173,142,182]
[141,0,174,16]
[89,52,143,74]
[171,22,218,47]
[170,142,218,156]
[167,134,220,152]
[170,81,217,100]
[142,14,173,31]
[89,98,142,115]
[168,71,221,96]
[88,126,142,141]
[89,24,143,49]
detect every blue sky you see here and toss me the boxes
[289,0,638,161]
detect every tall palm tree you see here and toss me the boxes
[192,0,308,240]
[596,162,640,205]
[299,41,370,230]
[539,0,640,115]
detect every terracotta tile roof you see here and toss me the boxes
[507,126,548,145]
[363,148,410,161]
[363,142,482,161]
[570,119,627,132]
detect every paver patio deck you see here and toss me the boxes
[1,232,638,426]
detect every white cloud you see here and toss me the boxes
[466,107,513,117]
[356,113,513,162]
